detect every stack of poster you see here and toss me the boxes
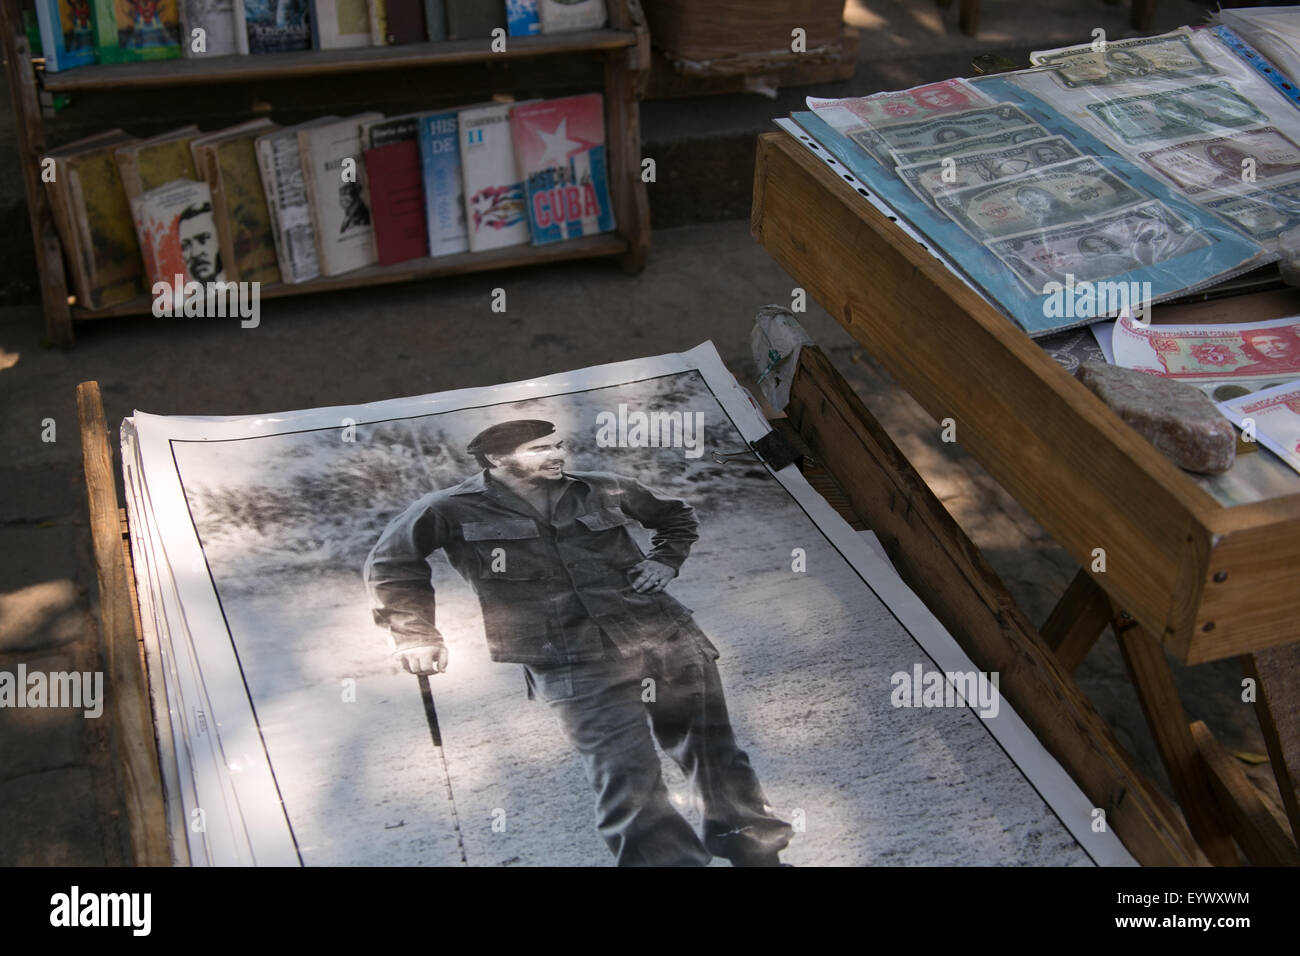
[120,342,1134,866]
[789,71,1270,337]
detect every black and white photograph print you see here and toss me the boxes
[136,345,1133,866]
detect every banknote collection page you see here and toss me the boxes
[778,23,1300,500]
[786,26,1300,338]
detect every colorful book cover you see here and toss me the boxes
[362,115,429,265]
[417,109,468,256]
[50,130,146,309]
[458,102,530,251]
[131,178,227,287]
[193,119,282,284]
[309,0,370,49]
[298,113,381,275]
[255,131,316,282]
[35,0,96,70]
[538,0,603,33]
[511,94,614,245]
[90,0,182,62]
[236,0,311,53]
[179,0,238,56]
[506,0,537,37]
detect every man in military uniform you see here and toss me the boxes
[363,419,792,866]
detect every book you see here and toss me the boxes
[367,0,386,43]
[423,0,445,41]
[310,0,370,49]
[511,94,615,244]
[538,0,602,33]
[458,102,530,251]
[255,118,336,283]
[234,0,311,53]
[384,0,424,43]
[47,129,146,310]
[361,114,430,265]
[22,0,45,55]
[35,0,96,70]
[114,125,200,204]
[179,0,238,56]
[445,0,503,39]
[298,113,382,275]
[131,178,227,287]
[89,0,182,62]
[418,109,469,256]
[505,0,538,37]
[191,119,282,284]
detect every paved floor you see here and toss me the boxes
[0,0,1282,865]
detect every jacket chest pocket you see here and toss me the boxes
[573,507,644,569]
[461,519,552,581]
[575,507,627,533]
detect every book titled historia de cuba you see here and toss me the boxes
[510,94,615,245]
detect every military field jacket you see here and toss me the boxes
[363,469,699,664]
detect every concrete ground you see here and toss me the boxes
[0,0,1283,865]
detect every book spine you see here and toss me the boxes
[256,137,295,282]
[196,146,242,283]
[539,0,604,33]
[369,0,387,44]
[420,113,468,256]
[309,0,322,48]
[180,0,240,57]
[506,0,538,38]
[424,0,446,41]
[116,149,143,204]
[50,160,93,303]
[460,106,529,251]
[232,0,250,53]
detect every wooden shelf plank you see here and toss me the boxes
[71,232,629,319]
[41,30,636,92]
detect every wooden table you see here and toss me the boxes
[751,130,1300,866]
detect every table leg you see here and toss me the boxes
[1041,570,1111,672]
[1113,613,1239,865]
[1244,644,1300,844]
[1191,721,1300,865]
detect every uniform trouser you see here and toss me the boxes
[524,620,793,866]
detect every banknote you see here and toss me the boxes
[1032,30,1220,88]
[1086,84,1265,145]
[807,79,991,133]
[896,136,1083,203]
[1219,383,1300,477]
[988,200,1209,291]
[1203,181,1300,241]
[1137,127,1300,196]
[1112,313,1300,399]
[890,126,1050,165]
[934,157,1146,240]
[848,105,1036,163]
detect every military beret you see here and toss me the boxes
[467,419,556,458]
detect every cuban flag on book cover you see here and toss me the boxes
[511,94,616,245]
